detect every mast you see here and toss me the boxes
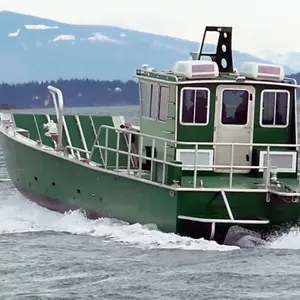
[197,26,233,73]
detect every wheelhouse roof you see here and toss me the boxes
[134,69,299,89]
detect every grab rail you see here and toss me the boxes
[47,86,64,151]
[88,125,288,189]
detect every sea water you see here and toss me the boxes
[1,106,300,299]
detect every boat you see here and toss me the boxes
[1,25,300,247]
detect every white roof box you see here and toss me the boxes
[239,62,285,82]
[173,60,219,79]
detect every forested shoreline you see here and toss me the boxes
[0,79,139,109]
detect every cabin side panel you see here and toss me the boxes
[252,85,296,146]
[138,80,176,160]
[176,83,216,145]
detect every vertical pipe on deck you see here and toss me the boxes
[138,136,143,178]
[127,132,132,174]
[105,127,108,169]
[162,141,167,184]
[193,144,198,188]
[116,130,120,172]
[265,145,271,189]
[229,144,234,189]
[150,139,155,181]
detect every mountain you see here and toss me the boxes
[254,50,300,72]
[0,11,298,84]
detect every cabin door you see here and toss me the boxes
[213,85,255,173]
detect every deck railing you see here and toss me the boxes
[88,124,300,191]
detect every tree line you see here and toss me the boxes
[0,79,139,109]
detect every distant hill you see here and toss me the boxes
[0,79,139,108]
[0,10,298,84]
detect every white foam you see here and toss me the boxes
[268,227,300,249]
[0,193,237,251]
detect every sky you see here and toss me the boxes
[0,0,299,54]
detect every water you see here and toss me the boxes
[1,106,300,299]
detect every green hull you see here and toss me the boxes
[0,129,178,234]
[1,112,300,244]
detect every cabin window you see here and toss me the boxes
[260,90,289,127]
[140,81,160,119]
[140,81,151,117]
[158,86,169,122]
[180,88,209,125]
[150,84,159,119]
[221,90,249,125]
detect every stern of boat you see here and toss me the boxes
[175,178,300,244]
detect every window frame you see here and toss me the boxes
[140,81,160,120]
[149,83,159,119]
[220,88,251,126]
[158,85,169,122]
[179,87,210,126]
[259,89,290,128]
[140,80,151,119]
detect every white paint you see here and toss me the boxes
[175,149,214,171]
[239,62,285,82]
[213,85,256,173]
[258,151,297,173]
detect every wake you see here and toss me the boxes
[0,190,299,251]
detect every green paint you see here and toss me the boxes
[176,83,216,145]
[1,131,178,233]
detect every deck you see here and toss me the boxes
[3,107,300,195]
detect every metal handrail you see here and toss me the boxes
[92,124,300,149]
[88,125,289,188]
[87,124,300,190]
[64,145,91,159]
[94,144,270,170]
[47,86,64,151]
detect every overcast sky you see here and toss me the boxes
[1,0,298,53]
